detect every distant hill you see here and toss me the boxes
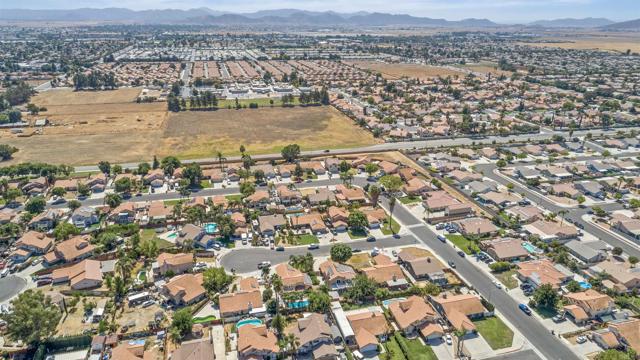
[529,17,614,28]
[0,7,498,27]
[191,12,498,28]
[603,18,640,30]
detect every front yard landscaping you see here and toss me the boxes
[494,269,518,289]
[292,234,319,245]
[381,218,401,235]
[348,228,368,239]
[473,316,514,350]
[445,234,480,254]
[399,195,421,204]
[389,333,438,360]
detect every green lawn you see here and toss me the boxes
[445,234,480,254]
[199,180,212,189]
[382,336,407,360]
[399,196,421,204]
[473,316,514,350]
[534,306,558,319]
[140,229,174,249]
[348,228,368,239]
[381,218,401,236]
[394,333,438,360]
[494,269,518,289]
[193,315,217,324]
[163,199,184,206]
[225,194,242,203]
[293,234,319,245]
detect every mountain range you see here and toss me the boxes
[0,8,637,30]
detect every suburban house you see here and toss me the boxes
[219,277,264,320]
[152,253,193,276]
[238,325,279,360]
[43,235,95,265]
[432,293,488,334]
[16,230,53,255]
[108,203,137,224]
[28,208,63,231]
[562,290,615,325]
[347,310,390,354]
[397,250,447,285]
[517,259,574,289]
[258,214,287,237]
[71,206,99,228]
[274,263,312,292]
[170,338,215,360]
[564,240,607,264]
[388,295,441,339]
[481,238,529,262]
[285,313,335,356]
[51,259,104,290]
[523,219,579,243]
[453,217,498,237]
[589,259,640,292]
[361,254,408,289]
[162,273,206,306]
[319,260,356,292]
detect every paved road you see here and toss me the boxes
[219,234,418,273]
[475,162,640,258]
[486,349,541,360]
[0,276,27,303]
[219,189,578,360]
[72,127,635,172]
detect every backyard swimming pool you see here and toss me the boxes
[237,318,263,328]
[382,297,406,307]
[166,232,178,239]
[522,241,543,254]
[578,281,592,289]
[287,300,310,309]
[204,223,218,235]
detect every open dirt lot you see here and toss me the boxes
[346,61,465,80]
[456,62,512,76]
[157,106,377,159]
[2,88,376,165]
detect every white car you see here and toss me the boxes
[576,336,587,344]
[445,334,452,345]
[258,261,271,269]
[493,280,503,289]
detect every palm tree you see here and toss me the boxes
[558,210,568,226]
[368,185,381,208]
[388,197,397,235]
[285,333,300,359]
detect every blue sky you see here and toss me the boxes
[1,0,638,23]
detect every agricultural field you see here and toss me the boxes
[158,106,377,159]
[456,62,512,76]
[346,61,466,80]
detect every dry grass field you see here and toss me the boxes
[517,33,640,53]
[456,62,512,76]
[1,88,376,165]
[346,61,466,80]
[158,106,377,159]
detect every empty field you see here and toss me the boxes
[159,106,377,159]
[2,92,376,165]
[346,61,465,80]
[456,62,512,76]
[518,36,640,53]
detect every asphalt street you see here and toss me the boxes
[72,127,637,172]
[475,160,640,258]
[0,276,27,304]
[219,234,418,273]
[219,191,579,360]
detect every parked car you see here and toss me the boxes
[519,304,532,315]
[448,260,456,268]
[276,246,285,251]
[493,280,502,289]
[437,234,446,242]
[552,314,566,323]
[576,336,587,344]
[257,261,271,269]
[141,300,155,308]
[308,244,319,250]
[457,251,466,257]
[445,334,452,345]
[366,236,376,242]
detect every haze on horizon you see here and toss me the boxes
[0,0,637,23]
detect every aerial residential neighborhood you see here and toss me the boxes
[0,1,640,360]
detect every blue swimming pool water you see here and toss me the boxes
[287,300,310,309]
[522,241,542,254]
[167,232,178,239]
[204,223,218,235]
[578,281,592,289]
[237,318,263,328]
[382,297,406,307]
